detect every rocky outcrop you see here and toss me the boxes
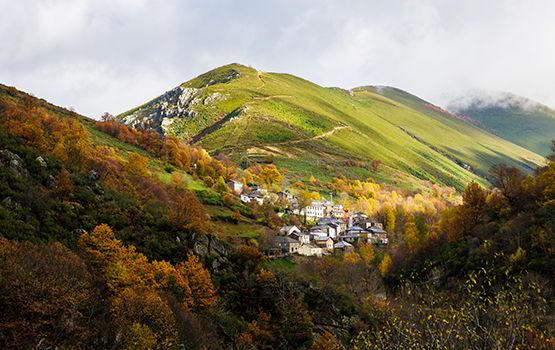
[0,149,28,178]
[120,86,228,136]
[121,86,201,134]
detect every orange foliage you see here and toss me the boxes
[177,254,217,309]
[168,188,213,235]
[95,120,236,182]
[0,98,91,169]
[0,238,96,348]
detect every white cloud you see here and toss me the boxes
[1,0,554,118]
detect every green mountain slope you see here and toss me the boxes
[0,83,270,246]
[447,93,555,156]
[118,64,545,190]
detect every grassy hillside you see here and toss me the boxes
[447,93,555,156]
[0,83,270,250]
[118,64,545,191]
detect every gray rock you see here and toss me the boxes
[88,170,100,181]
[0,149,28,177]
[36,156,47,167]
[46,175,56,188]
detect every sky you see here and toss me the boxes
[1,0,555,118]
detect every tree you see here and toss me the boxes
[311,331,343,350]
[359,243,375,264]
[378,254,392,276]
[403,217,420,253]
[126,153,150,177]
[490,165,526,209]
[100,112,114,122]
[54,168,74,199]
[242,169,254,186]
[258,164,283,190]
[214,176,229,193]
[177,254,217,309]
[0,238,97,348]
[168,190,213,235]
[382,205,396,233]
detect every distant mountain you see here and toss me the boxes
[447,92,555,156]
[117,64,545,190]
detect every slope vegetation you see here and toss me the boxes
[118,64,545,190]
[447,93,555,156]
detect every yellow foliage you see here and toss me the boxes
[379,254,393,276]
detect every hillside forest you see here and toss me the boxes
[0,84,553,349]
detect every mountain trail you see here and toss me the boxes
[277,125,351,145]
[256,71,265,89]
[253,94,293,101]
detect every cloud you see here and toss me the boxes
[1,0,555,117]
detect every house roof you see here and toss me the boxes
[340,233,359,239]
[334,241,353,248]
[310,231,327,236]
[318,217,342,225]
[273,236,300,244]
[302,243,321,250]
[368,227,387,234]
[313,236,332,242]
[348,225,365,231]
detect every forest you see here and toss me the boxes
[0,85,553,349]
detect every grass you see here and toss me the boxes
[452,100,555,157]
[116,64,546,191]
[261,258,296,272]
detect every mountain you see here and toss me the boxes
[0,82,270,248]
[118,64,545,190]
[447,92,555,157]
[1,82,553,350]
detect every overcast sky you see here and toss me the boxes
[1,0,554,117]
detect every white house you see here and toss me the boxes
[227,180,244,195]
[280,225,301,236]
[241,191,264,205]
[310,224,337,238]
[240,194,251,203]
[289,231,311,244]
[298,243,323,257]
[302,201,326,221]
[313,236,334,251]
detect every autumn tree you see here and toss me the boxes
[378,254,392,276]
[258,164,283,190]
[168,189,213,235]
[382,205,396,233]
[403,216,420,253]
[176,254,217,309]
[0,238,97,348]
[126,153,150,177]
[359,242,375,264]
[311,331,343,350]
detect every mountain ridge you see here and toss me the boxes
[116,64,546,191]
[447,92,555,156]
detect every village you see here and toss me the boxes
[227,180,389,258]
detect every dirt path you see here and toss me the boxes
[277,125,351,145]
[253,94,293,101]
[256,71,265,89]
